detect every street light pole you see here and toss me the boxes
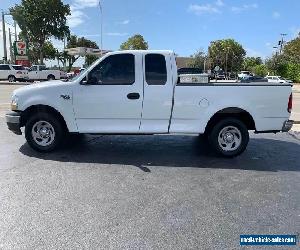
[279,33,287,54]
[98,0,103,57]
[2,11,8,63]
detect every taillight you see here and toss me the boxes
[288,93,293,113]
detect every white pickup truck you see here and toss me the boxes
[6,50,293,157]
[28,65,67,81]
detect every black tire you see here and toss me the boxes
[47,75,55,81]
[208,118,249,157]
[8,75,16,82]
[25,112,65,152]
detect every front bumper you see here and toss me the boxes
[6,111,22,135]
[282,120,294,132]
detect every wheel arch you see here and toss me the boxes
[47,74,55,80]
[204,107,256,133]
[20,104,68,132]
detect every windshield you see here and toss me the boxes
[70,67,89,81]
[69,57,102,82]
[12,65,25,70]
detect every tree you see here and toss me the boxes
[283,36,300,64]
[243,57,263,71]
[10,0,70,64]
[208,39,246,73]
[120,34,148,50]
[27,41,57,64]
[253,64,268,76]
[188,50,207,70]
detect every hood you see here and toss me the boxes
[13,80,67,97]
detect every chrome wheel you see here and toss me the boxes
[8,76,15,82]
[217,126,242,152]
[31,121,55,147]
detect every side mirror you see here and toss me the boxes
[81,75,98,85]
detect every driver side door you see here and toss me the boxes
[72,53,144,133]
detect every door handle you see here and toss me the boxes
[127,93,140,100]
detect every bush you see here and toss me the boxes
[253,64,268,76]
[277,63,300,82]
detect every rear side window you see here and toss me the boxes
[145,54,167,85]
[0,65,11,70]
[12,65,25,70]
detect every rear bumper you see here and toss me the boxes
[6,111,22,135]
[282,120,294,132]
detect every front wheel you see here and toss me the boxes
[8,75,16,82]
[208,118,249,157]
[25,113,65,152]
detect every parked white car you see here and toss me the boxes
[266,76,288,84]
[238,71,252,80]
[6,50,293,157]
[28,65,67,81]
[0,64,29,82]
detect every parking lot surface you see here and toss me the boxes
[0,116,299,249]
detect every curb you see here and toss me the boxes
[0,82,30,86]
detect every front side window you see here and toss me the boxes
[145,54,167,85]
[30,66,37,71]
[88,54,135,85]
[12,65,25,70]
[39,66,47,71]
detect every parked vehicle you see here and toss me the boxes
[178,67,202,75]
[265,76,288,84]
[241,76,268,83]
[0,64,29,82]
[238,71,254,80]
[6,50,293,157]
[28,65,67,81]
[216,74,226,80]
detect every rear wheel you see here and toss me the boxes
[8,75,16,82]
[25,113,65,152]
[208,118,249,157]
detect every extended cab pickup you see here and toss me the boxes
[28,65,67,81]
[6,50,294,157]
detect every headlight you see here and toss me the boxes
[11,96,19,111]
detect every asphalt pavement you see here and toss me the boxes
[0,118,299,249]
[0,83,299,249]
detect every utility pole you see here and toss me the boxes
[2,11,7,63]
[279,33,287,54]
[8,28,13,63]
[225,47,229,79]
[98,0,103,56]
[14,20,17,41]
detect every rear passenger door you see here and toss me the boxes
[28,66,38,80]
[139,53,174,133]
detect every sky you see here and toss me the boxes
[1,0,300,66]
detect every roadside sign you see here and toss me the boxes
[14,41,30,66]
[15,55,29,60]
[14,41,29,56]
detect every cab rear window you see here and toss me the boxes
[145,54,167,85]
